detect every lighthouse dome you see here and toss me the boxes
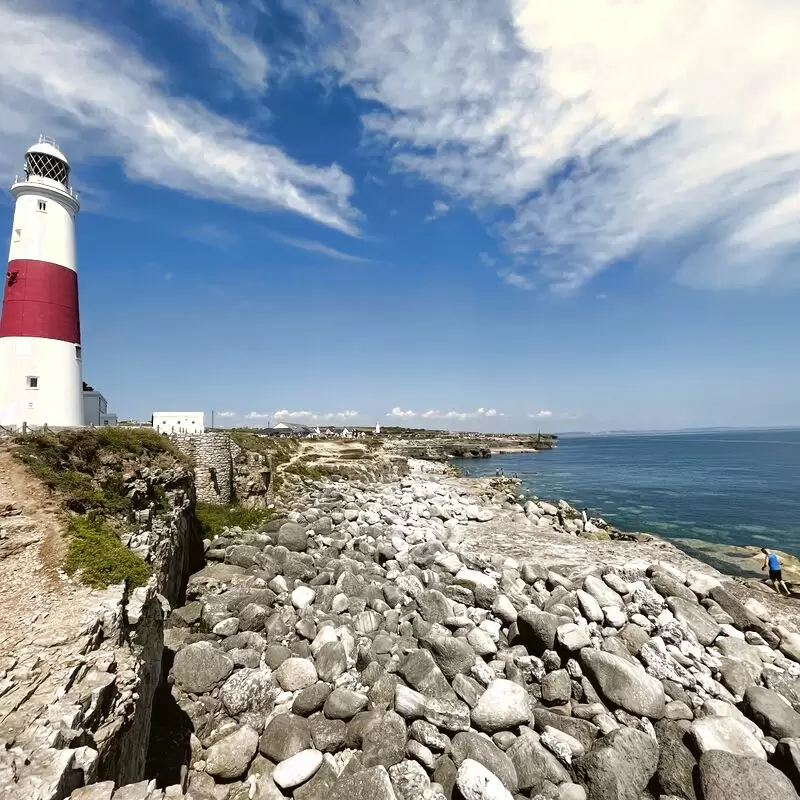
[24,136,70,186]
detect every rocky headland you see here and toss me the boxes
[2,431,800,800]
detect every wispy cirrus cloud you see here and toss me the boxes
[301,0,800,291]
[151,0,269,93]
[270,233,372,263]
[0,3,358,235]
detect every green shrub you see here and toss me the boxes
[64,515,151,588]
[195,502,275,539]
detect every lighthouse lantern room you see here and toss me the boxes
[0,136,84,429]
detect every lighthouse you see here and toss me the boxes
[0,136,84,429]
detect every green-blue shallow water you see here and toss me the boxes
[454,429,800,558]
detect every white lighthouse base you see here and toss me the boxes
[0,337,84,429]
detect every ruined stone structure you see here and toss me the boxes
[170,432,270,507]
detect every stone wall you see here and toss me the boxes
[170,432,270,508]
[170,433,236,505]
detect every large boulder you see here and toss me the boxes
[583,576,624,609]
[654,719,698,800]
[276,657,318,691]
[517,607,562,656]
[698,749,800,800]
[172,642,233,694]
[455,759,514,800]
[580,648,666,718]
[667,596,721,645]
[205,725,259,780]
[220,667,276,717]
[743,686,800,740]
[277,522,308,552]
[361,711,407,769]
[423,635,476,681]
[471,679,530,733]
[328,765,400,800]
[450,731,519,793]
[506,729,570,792]
[400,649,457,701]
[690,716,766,760]
[259,714,311,762]
[572,728,659,800]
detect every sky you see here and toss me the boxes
[1,0,799,433]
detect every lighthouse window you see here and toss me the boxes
[75,345,82,359]
[26,376,39,389]
[37,200,47,212]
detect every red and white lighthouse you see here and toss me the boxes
[0,136,84,429]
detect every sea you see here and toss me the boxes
[453,429,800,563]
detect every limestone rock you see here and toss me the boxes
[172,642,233,694]
[572,728,659,800]
[743,686,800,740]
[450,730,519,793]
[220,667,276,717]
[580,648,666,718]
[272,749,324,790]
[328,765,399,800]
[698,749,800,800]
[205,725,259,780]
[471,679,530,733]
[276,657,318,691]
[259,714,311,762]
[455,758,514,800]
[667,596,721,646]
[690,715,766,760]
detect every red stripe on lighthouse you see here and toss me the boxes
[0,259,81,344]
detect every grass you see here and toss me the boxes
[15,428,185,515]
[64,515,151,588]
[195,502,276,539]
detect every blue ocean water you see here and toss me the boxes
[454,429,800,557]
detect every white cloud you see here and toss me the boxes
[425,199,450,221]
[216,411,237,418]
[245,411,271,419]
[528,410,553,418]
[274,409,360,421]
[305,0,800,291]
[152,0,269,92]
[270,233,372,263]
[0,4,358,235]
[395,407,502,421]
[387,407,417,418]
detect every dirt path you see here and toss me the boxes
[0,442,102,745]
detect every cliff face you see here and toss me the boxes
[0,431,204,798]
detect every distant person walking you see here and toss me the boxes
[761,548,790,595]
[581,507,589,525]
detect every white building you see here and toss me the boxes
[83,387,117,427]
[0,136,84,428]
[152,412,204,435]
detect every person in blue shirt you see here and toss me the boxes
[761,548,790,596]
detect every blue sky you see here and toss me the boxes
[1,0,799,432]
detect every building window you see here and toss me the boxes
[75,345,82,359]
[26,376,38,389]
[12,229,21,243]
[37,200,47,212]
